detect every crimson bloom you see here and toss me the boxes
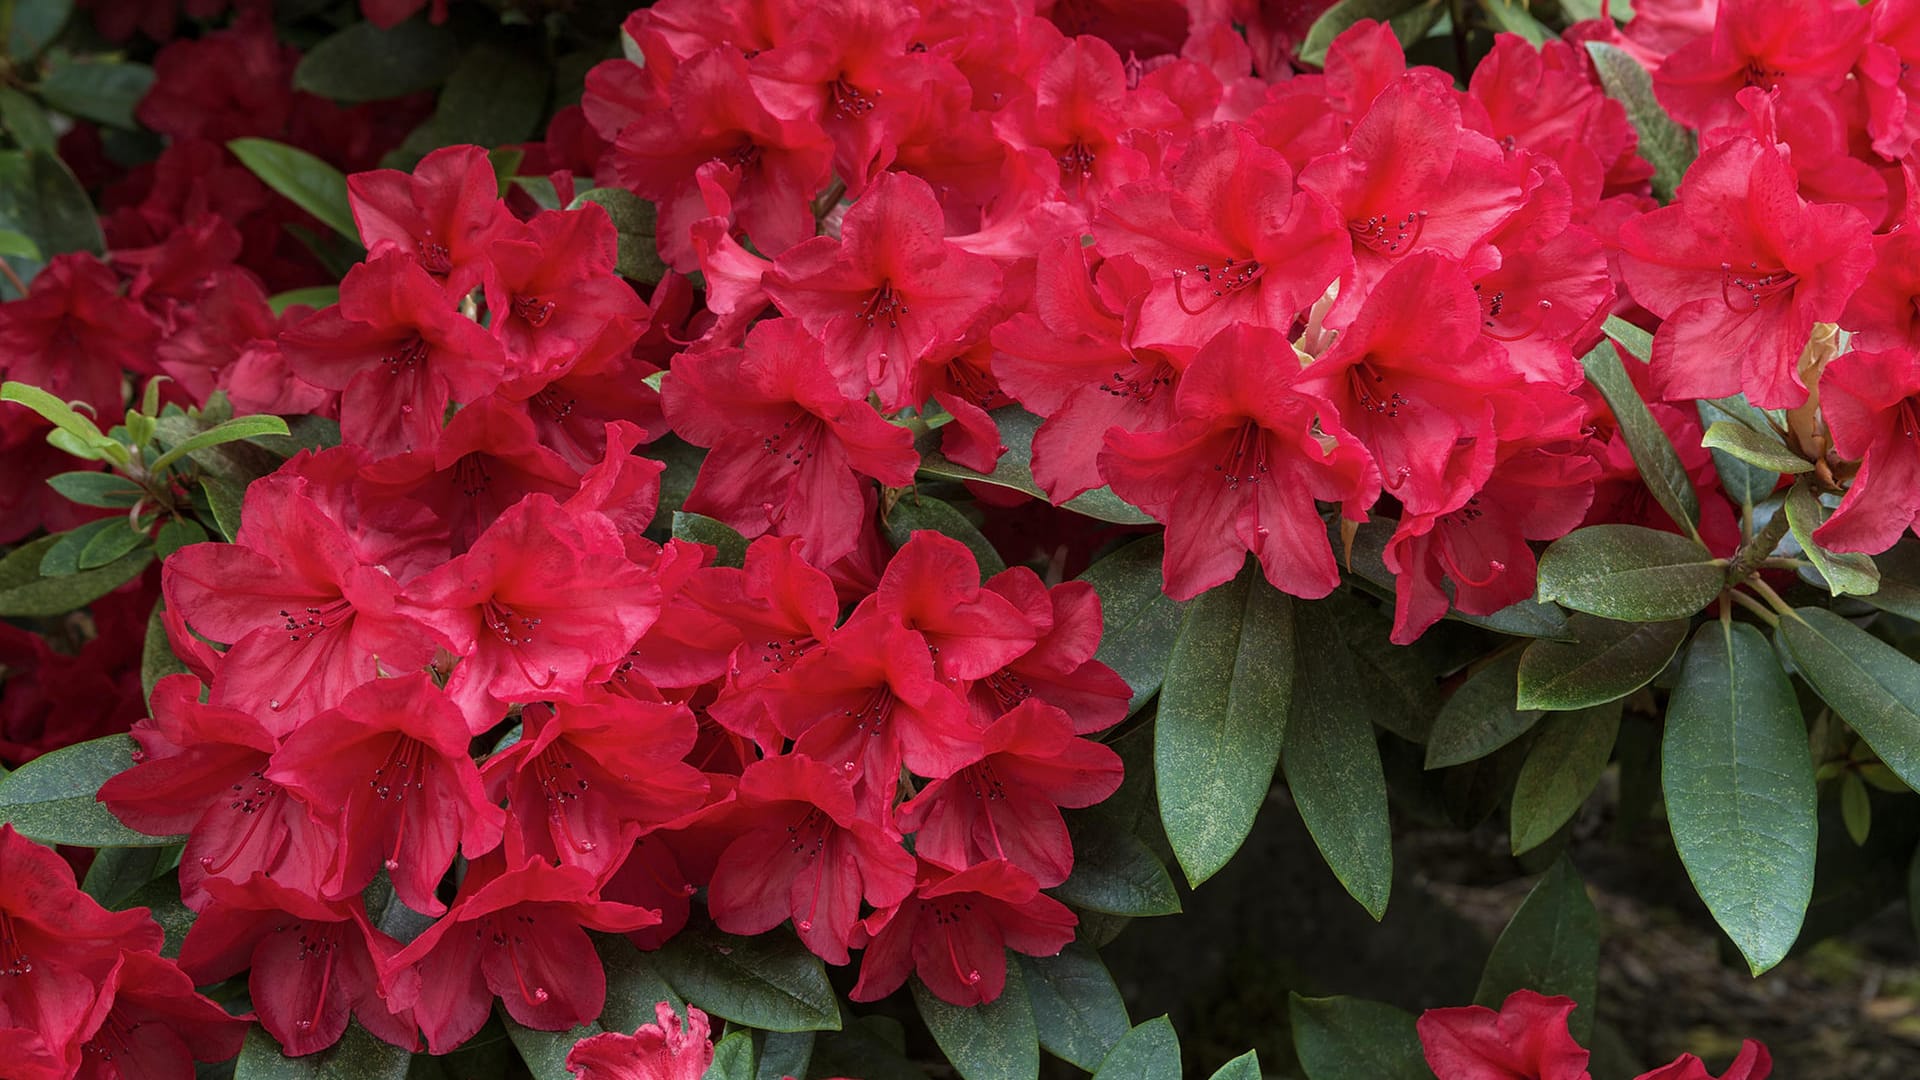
[990,34,1175,211]
[348,144,514,299]
[894,699,1122,886]
[279,253,511,457]
[384,854,662,1054]
[566,1002,714,1080]
[973,566,1131,733]
[73,949,248,1080]
[764,170,1004,409]
[850,857,1077,1007]
[1102,322,1379,602]
[1616,136,1873,409]
[177,877,417,1057]
[870,531,1037,681]
[401,495,662,729]
[0,253,159,416]
[266,674,505,915]
[483,203,648,385]
[705,755,916,965]
[1811,347,1920,554]
[1652,0,1869,132]
[1634,1042,1773,1080]
[1416,990,1592,1080]
[663,317,919,566]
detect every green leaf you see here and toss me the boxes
[149,413,293,474]
[596,933,684,1031]
[912,965,1039,1080]
[9,0,72,59]
[412,43,548,153]
[269,285,339,314]
[153,516,208,560]
[0,533,58,594]
[1841,773,1871,845]
[0,149,104,273]
[1697,401,1785,507]
[502,1015,597,1080]
[1208,1051,1262,1080]
[653,928,840,1033]
[39,517,118,576]
[228,138,360,245]
[0,226,37,261]
[1077,537,1187,715]
[915,406,1155,526]
[1585,41,1698,201]
[0,734,184,846]
[1288,995,1428,1080]
[810,1015,931,1080]
[707,1031,757,1080]
[1053,820,1182,917]
[3,380,121,459]
[0,89,53,153]
[1510,703,1621,855]
[1283,602,1392,919]
[1426,652,1540,768]
[1298,0,1435,66]
[1579,336,1700,542]
[141,601,188,704]
[885,494,1006,577]
[46,470,143,508]
[38,58,154,129]
[1017,944,1131,1071]
[1516,614,1689,711]
[1699,420,1809,475]
[1478,0,1553,44]
[233,1021,411,1079]
[750,1029,813,1080]
[76,517,146,570]
[203,475,246,542]
[1535,524,1723,622]
[1663,621,1817,974]
[1782,483,1880,598]
[293,18,461,102]
[0,542,151,616]
[82,844,175,908]
[673,511,748,568]
[1089,1016,1179,1080]
[1778,607,1920,793]
[1157,566,1293,887]
[1473,857,1601,1041]
[569,186,666,285]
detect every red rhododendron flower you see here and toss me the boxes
[1653,0,1869,132]
[894,698,1122,885]
[177,877,417,1056]
[764,170,1004,409]
[1417,989,1592,1080]
[384,854,662,1053]
[973,565,1131,733]
[401,495,662,729]
[348,144,514,299]
[991,34,1177,212]
[1103,323,1377,602]
[851,857,1077,1007]
[1469,35,1650,210]
[267,674,505,915]
[72,948,249,1080]
[0,253,159,415]
[1616,136,1872,409]
[483,203,648,384]
[135,10,297,144]
[280,253,511,457]
[663,317,918,566]
[869,531,1038,681]
[566,1002,714,1080]
[1810,347,1920,554]
[705,755,917,964]
[1634,1041,1772,1080]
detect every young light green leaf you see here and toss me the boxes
[232,1020,411,1080]
[885,495,1006,576]
[1017,944,1131,1072]
[1535,524,1723,622]
[1157,566,1293,887]
[1782,483,1880,597]
[2,380,123,460]
[1510,703,1621,855]
[1777,607,1920,792]
[1700,420,1810,474]
[1516,615,1688,711]
[1090,1016,1179,1080]
[269,285,340,314]
[0,226,40,259]
[1585,41,1698,201]
[1427,651,1542,768]
[38,59,155,129]
[1283,603,1392,919]
[570,186,667,285]
[1078,536,1187,715]
[1478,0,1552,44]
[294,18,461,102]
[1841,773,1871,845]
[1474,857,1601,1041]
[0,734,184,847]
[914,406,1154,526]
[1289,995,1428,1080]
[1579,337,1700,542]
[1664,622,1816,974]
[148,413,293,474]
[228,138,360,244]
[653,928,840,1033]
[1695,400,1781,506]
[913,966,1039,1080]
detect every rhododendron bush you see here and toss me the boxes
[4,0,1920,1076]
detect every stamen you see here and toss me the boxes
[0,910,30,975]
[1719,261,1797,311]
[858,280,908,328]
[1171,258,1265,316]
[512,294,555,327]
[1349,211,1427,257]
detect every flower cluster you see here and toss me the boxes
[1420,990,1772,1080]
